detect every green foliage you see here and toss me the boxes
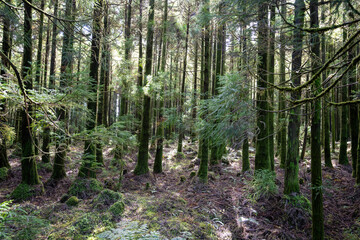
[74,213,99,235]
[0,167,9,181]
[68,178,103,199]
[284,194,311,213]
[197,72,255,148]
[108,201,125,217]
[11,184,36,202]
[247,170,278,201]
[97,221,165,240]
[0,201,49,240]
[93,189,123,209]
[0,125,15,146]
[66,196,80,207]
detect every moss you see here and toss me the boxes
[108,201,125,217]
[66,196,80,207]
[74,213,98,235]
[0,167,9,181]
[176,152,185,160]
[180,175,186,183]
[93,189,123,209]
[60,194,70,203]
[189,171,196,178]
[11,183,36,201]
[38,162,53,173]
[145,182,150,190]
[68,178,103,199]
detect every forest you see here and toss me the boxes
[1,0,360,239]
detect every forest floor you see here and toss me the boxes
[1,138,360,239]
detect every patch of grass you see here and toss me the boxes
[283,194,311,213]
[0,167,9,181]
[247,169,278,202]
[11,184,36,202]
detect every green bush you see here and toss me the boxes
[68,178,103,199]
[93,189,123,209]
[11,184,36,202]
[0,201,49,240]
[248,169,278,201]
[284,194,311,213]
[74,213,98,235]
[66,196,79,207]
[0,167,9,181]
[108,201,125,217]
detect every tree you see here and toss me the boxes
[284,0,305,194]
[309,0,324,238]
[254,0,270,171]
[197,0,211,183]
[51,0,76,181]
[20,0,40,185]
[154,0,168,174]
[134,0,155,175]
[0,0,12,169]
[78,0,103,178]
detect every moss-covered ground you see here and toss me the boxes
[1,139,360,239]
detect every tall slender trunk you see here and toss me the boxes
[310,1,324,238]
[242,24,250,172]
[42,0,59,163]
[21,0,40,185]
[278,0,287,169]
[0,0,12,169]
[339,14,349,165]
[78,0,103,178]
[267,2,275,171]
[51,0,76,180]
[134,0,155,175]
[284,0,305,194]
[177,11,190,154]
[254,1,270,170]
[197,0,210,183]
[154,0,168,174]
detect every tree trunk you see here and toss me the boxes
[21,0,40,185]
[284,0,305,194]
[51,0,76,181]
[134,0,155,175]
[78,0,103,178]
[197,0,210,183]
[310,0,324,238]
[154,0,168,174]
[254,1,270,171]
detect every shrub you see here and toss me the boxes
[108,201,125,217]
[93,189,123,209]
[11,184,36,202]
[248,169,278,201]
[0,167,9,181]
[68,178,103,199]
[66,196,79,207]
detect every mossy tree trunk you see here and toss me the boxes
[154,0,168,174]
[197,0,210,183]
[278,0,287,169]
[177,10,190,155]
[134,0,155,175]
[267,2,275,171]
[79,0,103,178]
[0,0,12,169]
[191,39,198,141]
[310,0,324,239]
[339,17,349,166]
[242,24,250,172]
[210,2,225,166]
[284,0,305,194]
[254,0,270,171]
[52,0,76,181]
[42,0,58,163]
[21,0,40,185]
